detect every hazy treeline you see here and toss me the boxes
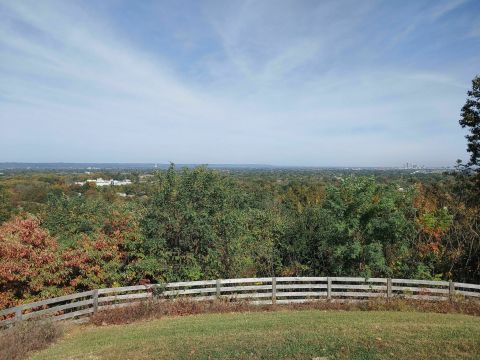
[0,165,478,308]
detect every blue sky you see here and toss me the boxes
[0,0,479,166]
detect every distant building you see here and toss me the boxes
[74,178,132,186]
[112,179,132,186]
[117,192,134,198]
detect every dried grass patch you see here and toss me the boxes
[90,297,480,326]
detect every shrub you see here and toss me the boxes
[90,298,274,325]
[0,216,64,308]
[0,320,63,360]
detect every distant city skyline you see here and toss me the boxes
[1,0,479,166]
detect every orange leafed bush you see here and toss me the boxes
[0,211,144,309]
[0,216,65,308]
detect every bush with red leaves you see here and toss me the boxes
[0,216,65,308]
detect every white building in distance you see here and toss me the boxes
[75,178,132,187]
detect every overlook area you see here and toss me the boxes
[1,0,480,358]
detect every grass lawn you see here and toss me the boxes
[29,310,480,360]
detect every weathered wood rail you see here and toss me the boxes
[1,277,479,327]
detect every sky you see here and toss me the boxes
[0,0,479,166]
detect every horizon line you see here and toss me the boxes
[0,162,455,169]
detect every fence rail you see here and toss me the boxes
[1,277,479,327]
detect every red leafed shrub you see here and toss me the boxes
[0,212,144,309]
[0,216,65,308]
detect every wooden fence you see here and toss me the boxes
[1,277,479,327]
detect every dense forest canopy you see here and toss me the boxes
[0,164,478,308]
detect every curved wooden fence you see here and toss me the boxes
[1,277,479,328]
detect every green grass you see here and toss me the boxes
[30,310,480,360]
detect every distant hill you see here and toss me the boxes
[0,162,277,171]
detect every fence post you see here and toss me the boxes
[14,307,22,323]
[271,277,277,305]
[327,277,332,300]
[387,278,392,299]
[216,279,221,299]
[449,280,455,301]
[92,289,99,314]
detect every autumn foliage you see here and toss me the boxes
[0,166,478,310]
[0,212,141,308]
[0,216,63,308]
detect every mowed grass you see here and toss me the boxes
[30,310,480,360]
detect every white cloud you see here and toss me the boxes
[0,0,476,165]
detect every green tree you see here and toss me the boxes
[141,165,280,282]
[447,75,480,281]
[287,177,416,278]
[42,193,112,246]
[460,75,480,170]
[0,185,13,223]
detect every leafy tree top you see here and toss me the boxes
[460,75,480,170]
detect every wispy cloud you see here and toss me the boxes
[430,0,466,20]
[0,0,478,166]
